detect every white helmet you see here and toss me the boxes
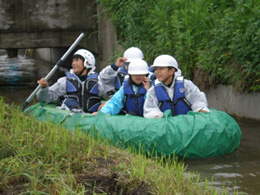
[128,59,149,75]
[151,54,178,71]
[123,47,144,62]
[73,49,96,69]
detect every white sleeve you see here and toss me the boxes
[97,76,104,97]
[143,86,164,118]
[99,65,118,99]
[36,77,67,103]
[184,80,210,112]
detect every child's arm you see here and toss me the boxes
[184,80,210,112]
[100,85,125,115]
[143,87,164,118]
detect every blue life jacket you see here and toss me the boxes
[115,64,128,91]
[148,67,155,72]
[123,80,147,116]
[154,76,191,116]
[63,72,101,113]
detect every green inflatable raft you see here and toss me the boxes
[25,103,242,159]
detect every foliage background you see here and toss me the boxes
[97,0,260,92]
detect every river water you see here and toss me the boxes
[0,51,259,195]
[0,50,66,106]
[185,118,260,194]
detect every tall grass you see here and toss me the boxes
[0,98,238,194]
[97,0,260,92]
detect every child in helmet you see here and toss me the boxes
[37,49,104,113]
[97,59,151,116]
[99,47,145,100]
[143,54,210,118]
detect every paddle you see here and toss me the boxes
[21,32,85,111]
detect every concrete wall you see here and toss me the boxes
[97,5,121,70]
[205,85,260,121]
[33,48,67,65]
[33,47,96,71]
[32,5,119,72]
[0,0,98,52]
[0,1,119,72]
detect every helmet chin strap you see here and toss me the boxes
[77,67,87,76]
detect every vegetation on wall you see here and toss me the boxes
[97,0,260,92]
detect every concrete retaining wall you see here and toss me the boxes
[205,85,260,121]
[33,48,65,64]
[33,5,119,72]
[0,0,98,51]
[33,47,99,71]
[97,5,121,70]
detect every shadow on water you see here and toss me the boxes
[0,51,259,195]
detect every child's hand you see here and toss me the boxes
[115,57,127,67]
[142,77,151,91]
[37,78,49,88]
[98,102,107,111]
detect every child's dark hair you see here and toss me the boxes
[73,54,84,63]
[168,67,177,71]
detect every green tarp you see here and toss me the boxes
[25,103,242,159]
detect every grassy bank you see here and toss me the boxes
[97,0,260,92]
[0,98,235,194]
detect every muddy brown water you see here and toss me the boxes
[0,52,259,195]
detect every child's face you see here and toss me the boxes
[131,75,146,85]
[154,67,175,85]
[72,58,84,75]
